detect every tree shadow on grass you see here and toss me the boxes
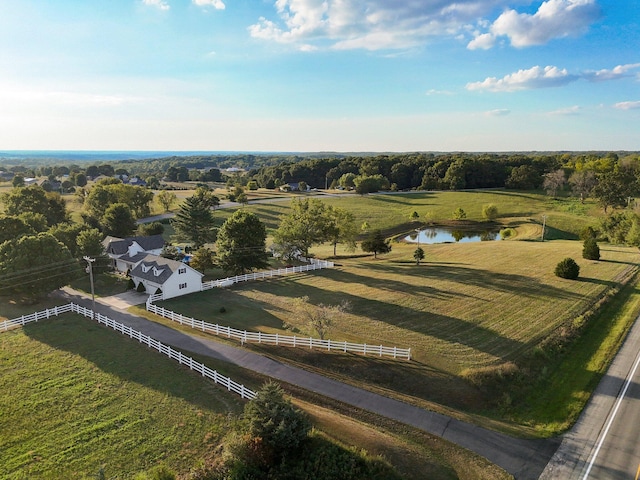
[248,276,528,363]
[361,261,583,301]
[23,314,247,414]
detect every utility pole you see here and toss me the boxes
[83,256,96,319]
[541,215,547,242]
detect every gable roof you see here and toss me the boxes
[102,234,165,255]
[129,254,202,285]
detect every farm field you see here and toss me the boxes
[150,237,640,435]
[0,315,243,479]
[0,315,508,480]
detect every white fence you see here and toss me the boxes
[1,304,74,331]
[1,303,256,400]
[146,302,411,360]
[200,259,335,292]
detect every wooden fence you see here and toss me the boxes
[146,302,411,360]
[1,303,256,400]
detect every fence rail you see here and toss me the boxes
[200,259,334,292]
[1,304,74,331]
[146,302,411,360]
[1,303,256,400]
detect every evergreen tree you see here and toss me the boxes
[582,238,600,260]
[217,210,269,275]
[171,189,217,248]
[361,230,392,258]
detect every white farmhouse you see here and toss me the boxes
[103,235,165,274]
[129,254,203,299]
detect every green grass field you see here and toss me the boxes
[1,315,507,480]
[0,315,245,479]
[149,232,640,435]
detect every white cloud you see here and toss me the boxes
[583,63,640,82]
[143,0,170,11]
[467,65,577,92]
[614,101,640,110]
[249,0,514,50]
[426,89,454,96]
[193,0,225,10]
[468,62,640,93]
[548,105,581,115]
[468,0,600,49]
[467,32,496,50]
[485,109,510,116]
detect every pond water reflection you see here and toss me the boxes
[405,226,501,244]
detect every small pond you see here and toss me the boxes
[404,226,501,244]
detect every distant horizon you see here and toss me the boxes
[1,2,639,152]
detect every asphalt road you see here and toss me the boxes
[540,312,640,479]
[56,287,559,480]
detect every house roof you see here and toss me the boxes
[118,252,149,267]
[102,234,165,255]
[130,254,203,285]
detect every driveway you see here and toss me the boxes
[55,287,559,480]
[60,287,148,310]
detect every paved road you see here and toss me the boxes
[540,314,640,479]
[55,287,558,480]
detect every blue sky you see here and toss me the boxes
[0,0,638,151]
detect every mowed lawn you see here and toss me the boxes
[0,315,245,480]
[161,240,639,373]
[155,238,640,428]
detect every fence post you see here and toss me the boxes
[379,345,383,357]
[364,343,367,356]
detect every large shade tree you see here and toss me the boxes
[0,216,36,244]
[326,206,357,256]
[273,198,332,259]
[101,203,137,238]
[0,233,82,299]
[2,185,69,226]
[216,210,269,275]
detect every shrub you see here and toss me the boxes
[582,238,600,260]
[136,281,147,293]
[500,228,515,239]
[219,306,226,313]
[555,258,580,279]
[127,278,135,290]
[482,204,498,221]
[452,207,466,220]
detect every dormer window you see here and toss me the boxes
[153,267,165,277]
[141,264,151,273]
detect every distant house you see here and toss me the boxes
[129,254,203,299]
[128,176,147,187]
[279,182,309,192]
[102,235,165,273]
